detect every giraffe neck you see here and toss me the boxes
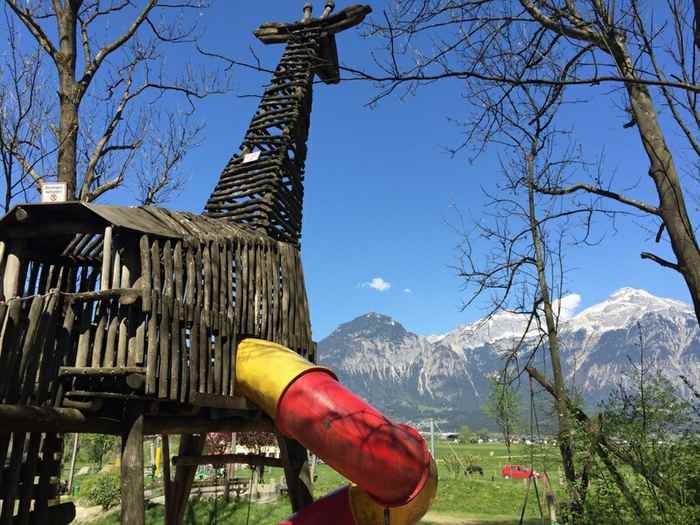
[204,29,323,245]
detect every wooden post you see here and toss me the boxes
[120,403,145,525]
[277,435,313,512]
[170,433,205,525]
[162,435,173,525]
[66,434,80,494]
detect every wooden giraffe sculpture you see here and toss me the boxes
[205,2,372,245]
[0,3,373,525]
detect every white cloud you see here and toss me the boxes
[363,277,391,292]
[553,293,582,320]
[403,288,412,294]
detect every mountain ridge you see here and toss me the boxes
[318,288,700,428]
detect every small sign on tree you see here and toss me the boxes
[41,182,68,203]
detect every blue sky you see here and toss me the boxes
[4,2,695,339]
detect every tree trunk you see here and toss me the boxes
[55,3,80,199]
[527,147,584,521]
[610,36,700,323]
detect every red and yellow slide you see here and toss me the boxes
[235,339,438,525]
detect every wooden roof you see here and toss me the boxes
[0,202,271,243]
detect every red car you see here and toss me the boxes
[501,464,539,479]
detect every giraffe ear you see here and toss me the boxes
[316,34,340,85]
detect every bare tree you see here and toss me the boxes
[1,0,226,204]
[351,0,700,323]
[456,76,596,520]
[0,14,52,210]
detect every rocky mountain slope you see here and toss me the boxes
[318,288,700,428]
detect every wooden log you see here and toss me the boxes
[101,227,113,291]
[143,415,273,435]
[3,241,24,300]
[188,307,200,401]
[121,403,145,525]
[59,366,145,377]
[172,453,283,468]
[161,435,173,525]
[221,314,230,398]
[210,241,220,318]
[184,243,195,322]
[235,241,246,337]
[247,244,257,335]
[170,301,181,401]
[173,241,184,304]
[104,250,122,367]
[146,241,161,395]
[280,246,291,348]
[198,314,207,394]
[202,242,212,326]
[0,405,124,434]
[117,248,133,367]
[139,235,151,312]
[158,300,171,399]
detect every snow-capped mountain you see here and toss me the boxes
[318,288,700,428]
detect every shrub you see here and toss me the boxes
[82,471,121,510]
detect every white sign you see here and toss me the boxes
[41,182,68,203]
[242,150,261,164]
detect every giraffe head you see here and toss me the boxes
[254,2,372,84]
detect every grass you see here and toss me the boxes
[79,440,563,524]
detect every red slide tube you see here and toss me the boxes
[278,487,356,525]
[276,370,431,507]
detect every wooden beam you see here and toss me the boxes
[172,453,283,468]
[121,403,145,525]
[58,366,145,377]
[143,415,274,435]
[0,404,121,434]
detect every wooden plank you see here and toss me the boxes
[120,403,145,525]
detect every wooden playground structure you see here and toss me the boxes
[0,3,438,525]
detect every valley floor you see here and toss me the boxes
[75,442,559,525]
